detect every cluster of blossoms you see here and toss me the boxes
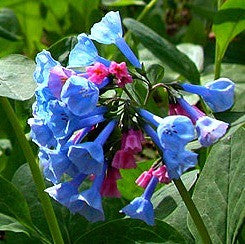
[29,11,235,226]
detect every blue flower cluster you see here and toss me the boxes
[29,11,235,226]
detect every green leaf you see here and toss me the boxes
[102,0,145,6]
[176,43,204,72]
[0,176,32,227]
[0,8,21,41]
[0,213,29,236]
[188,127,245,244]
[164,202,195,244]
[0,54,36,100]
[152,170,199,219]
[123,18,200,84]
[117,160,153,200]
[75,218,186,243]
[213,0,245,62]
[146,64,165,84]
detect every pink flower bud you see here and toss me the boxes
[121,129,143,153]
[152,165,171,184]
[86,62,109,84]
[109,61,128,79]
[135,168,153,188]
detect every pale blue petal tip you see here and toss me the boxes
[68,33,98,67]
[89,11,123,45]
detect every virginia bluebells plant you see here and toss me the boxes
[29,11,235,226]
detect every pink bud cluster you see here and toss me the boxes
[86,61,133,87]
[136,165,171,188]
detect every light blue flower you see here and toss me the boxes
[68,33,110,67]
[45,173,87,207]
[89,11,141,68]
[28,118,56,148]
[163,149,198,179]
[143,124,198,179]
[69,165,107,222]
[177,98,229,147]
[181,78,235,112]
[120,176,158,225]
[195,116,228,147]
[68,120,117,175]
[60,76,99,117]
[34,50,60,85]
[139,109,195,150]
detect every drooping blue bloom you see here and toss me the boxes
[28,118,57,148]
[89,11,141,68]
[38,149,57,184]
[68,33,110,68]
[69,164,107,222]
[181,78,235,112]
[33,86,56,120]
[45,173,87,207]
[68,120,117,175]
[143,124,198,179]
[120,176,158,225]
[163,149,198,179]
[46,100,105,140]
[34,50,60,85]
[157,116,195,150]
[60,76,99,117]
[139,109,195,150]
[177,98,229,147]
[195,116,229,147]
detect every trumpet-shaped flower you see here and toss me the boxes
[135,168,153,188]
[139,109,195,150]
[152,165,171,184]
[196,116,229,147]
[181,78,235,112]
[120,176,158,225]
[28,118,56,148]
[60,76,99,117]
[34,50,60,85]
[68,33,110,67]
[121,129,143,153]
[45,173,87,207]
[163,149,198,179]
[69,165,107,222]
[178,98,229,146]
[68,120,117,175]
[89,11,141,68]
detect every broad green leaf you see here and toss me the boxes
[0,176,32,227]
[75,218,186,243]
[213,0,245,62]
[11,164,52,239]
[123,18,200,84]
[165,202,195,244]
[152,170,199,219]
[0,55,36,100]
[177,43,204,72]
[0,213,29,236]
[102,0,145,6]
[188,127,245,244]
[0,8,21,41]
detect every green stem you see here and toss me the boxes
[0,97,64,244]
[173,178,212,244]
